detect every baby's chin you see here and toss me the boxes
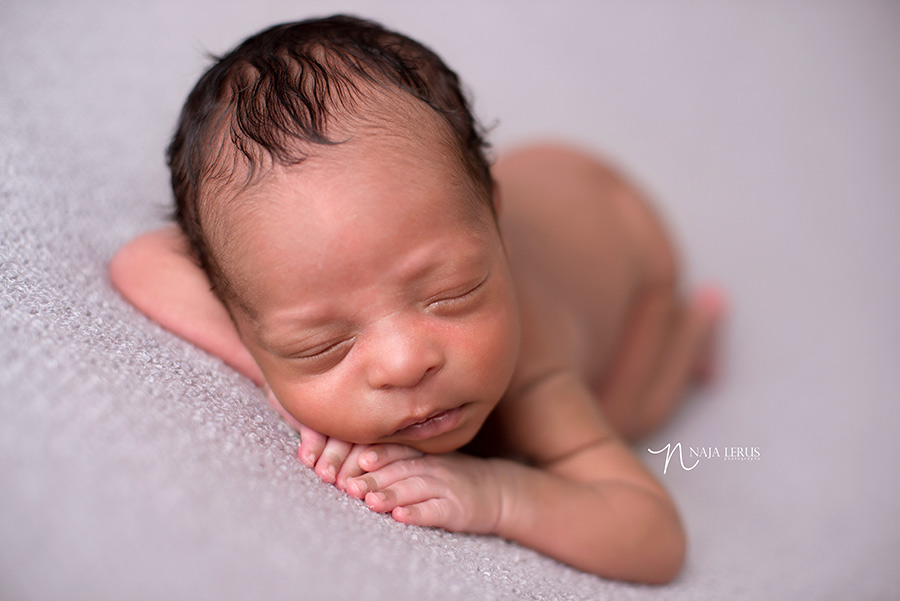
[403,436,469,455]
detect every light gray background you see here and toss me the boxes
[2,1,898,599]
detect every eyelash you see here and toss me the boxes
[291,276,488,361]
[294,337,354,361]
[427,276,487,309]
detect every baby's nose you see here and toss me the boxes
[365,324,444,390]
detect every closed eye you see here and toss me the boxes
[426,275,489,313]
[293,337,355,362]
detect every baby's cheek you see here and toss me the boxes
[272,381,338,433]
[275,378,382,443]
[489,298,521,363]
[462,312,518,393]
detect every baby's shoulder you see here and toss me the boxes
[492,369,614,466]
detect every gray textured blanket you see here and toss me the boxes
[2,1,899,599]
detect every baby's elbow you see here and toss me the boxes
[645,525,686,585]
[108,240,138,297]
[635,515,686,585]
[108,227,180,306]
[602,505,685,585]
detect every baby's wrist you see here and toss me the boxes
[485,457,524,537]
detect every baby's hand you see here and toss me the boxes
[264,386,407,490]
[294,423,364,489]
[295,424,421,492]
[346,451,503,535]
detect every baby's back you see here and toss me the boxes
[492,144,678,389]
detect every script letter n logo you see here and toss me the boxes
[648,443,700,474]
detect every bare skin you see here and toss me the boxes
[110,136,720,583]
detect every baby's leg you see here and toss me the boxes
[599,281,723,441]
[494,143,721,440]
[570,150,724,440]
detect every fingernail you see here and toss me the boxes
[366,491,385,507]
[316,464,335,483]
[350,479,367,495]
[361,450,378,467]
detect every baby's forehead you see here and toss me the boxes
[217,168,495,323]
[206,124,492,302]
[206,98,478,217]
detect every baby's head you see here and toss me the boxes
[168,15,520,453]
[170,15,494,299]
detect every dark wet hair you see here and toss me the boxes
[168,14,493,301]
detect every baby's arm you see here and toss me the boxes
[109,225,263,385]
[346,371,684,584]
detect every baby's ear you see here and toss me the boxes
[492,180,503,217]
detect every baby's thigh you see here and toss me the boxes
[610,174,680,290]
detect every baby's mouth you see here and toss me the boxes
[392,405,466,440]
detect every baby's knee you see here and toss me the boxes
[643,227,679,287]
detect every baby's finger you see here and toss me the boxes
[362,472,439,513]
[391,498,456,530]
[296,424,327,468]
[314,437,353,484]
[335,445,369,493]
[346,455,427,498]
[357,444,423,472]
